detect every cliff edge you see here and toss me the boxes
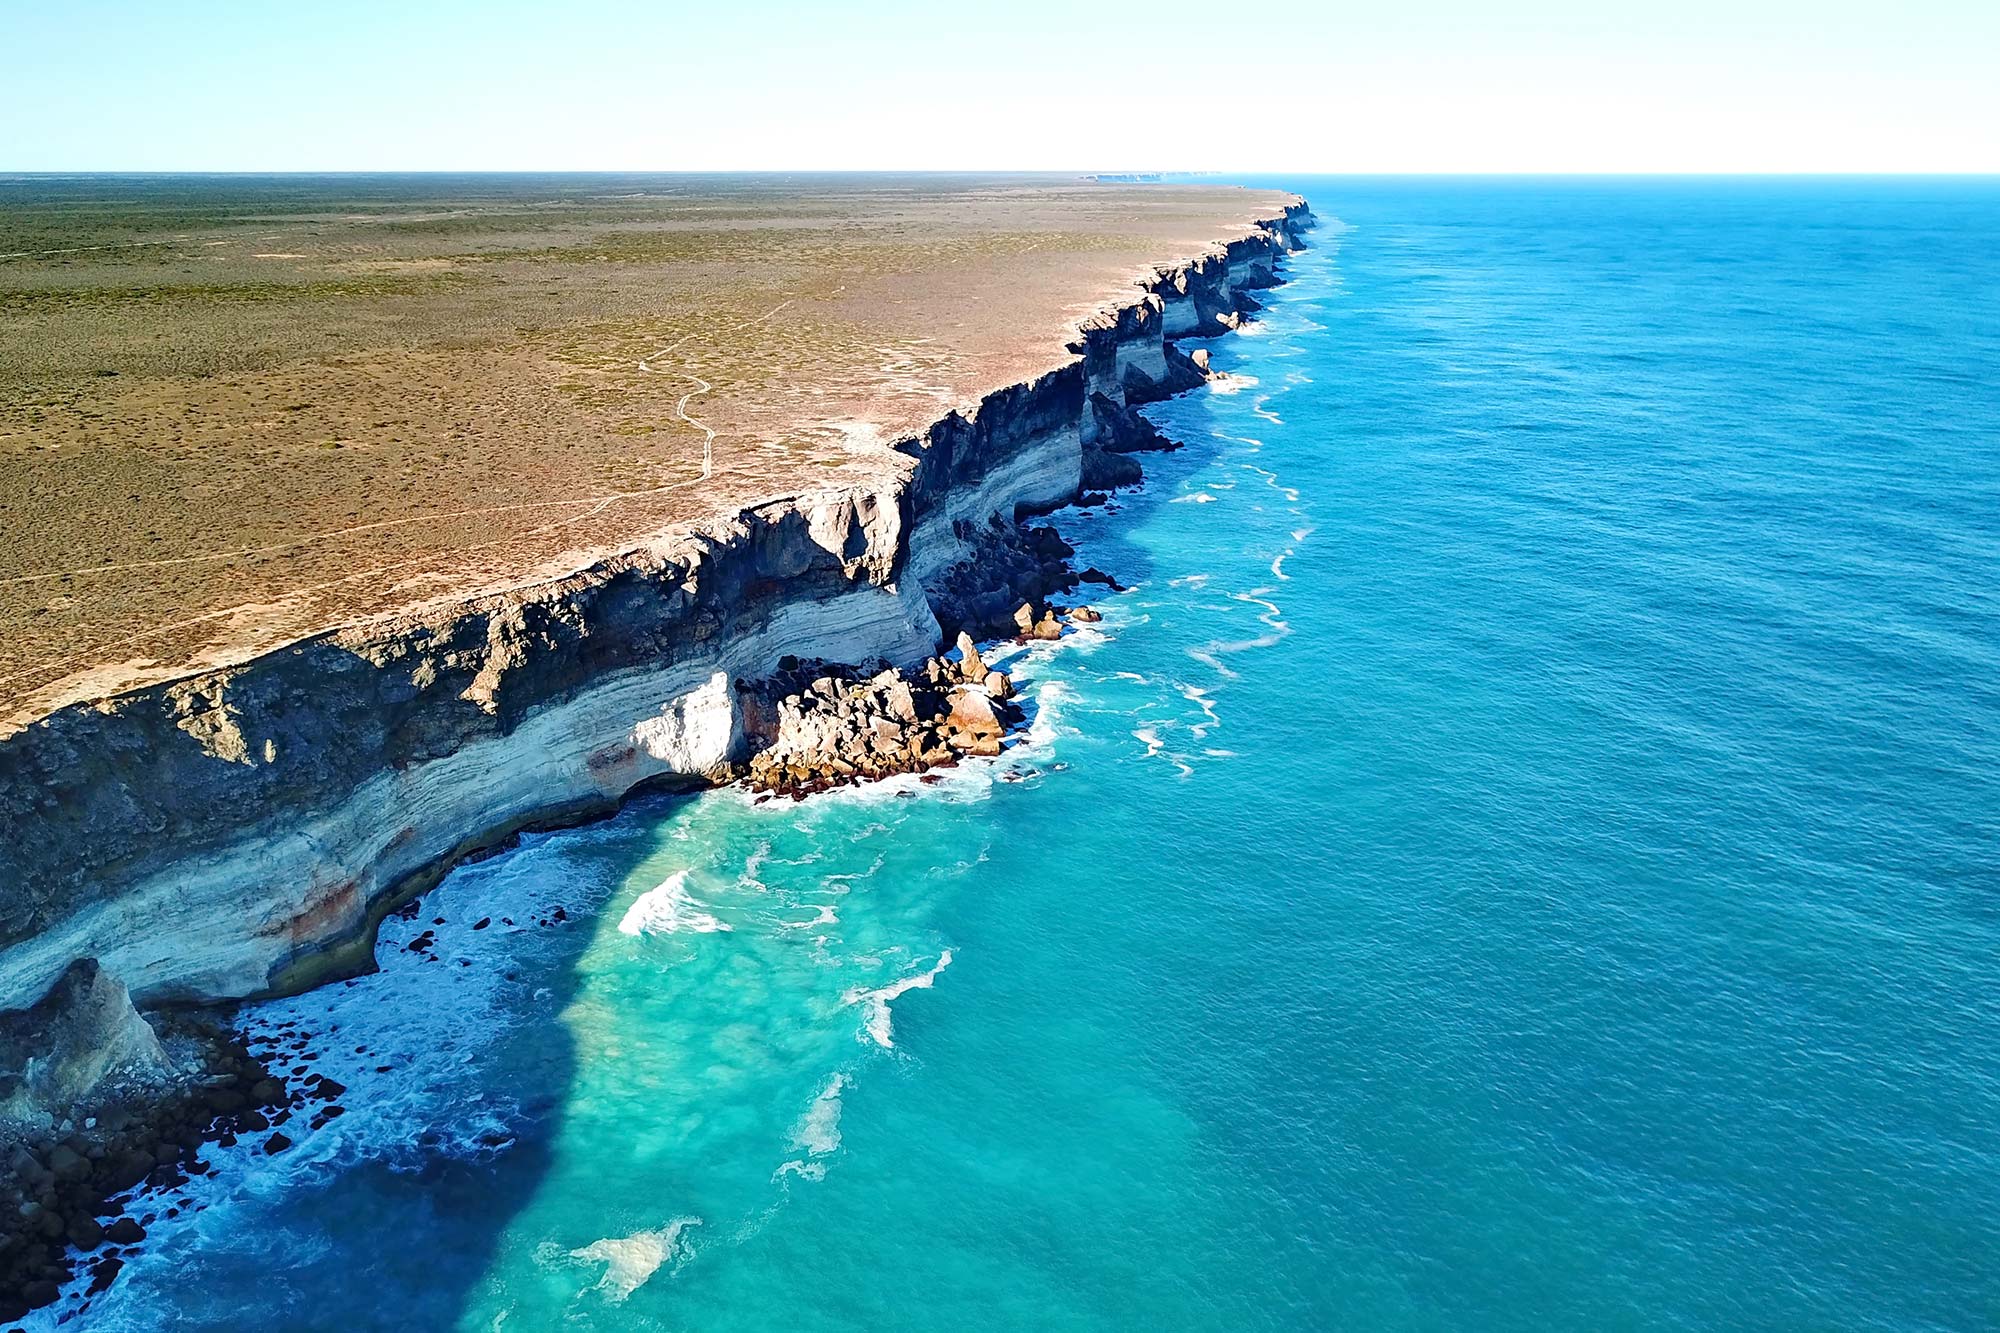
[0,198,1313,1068]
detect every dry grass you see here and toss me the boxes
[0,173,1291,725]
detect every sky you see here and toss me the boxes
[3,0,1997,173]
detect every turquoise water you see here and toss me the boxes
[63,179,2000,1331]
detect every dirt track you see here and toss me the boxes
[0,174,1293,725]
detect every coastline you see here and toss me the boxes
[0,197,1312,1020]
[0,193,1312,1325]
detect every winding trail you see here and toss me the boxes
[0,297,802,696]
[0,299,797,592]
[633,296,794,484]
[0,236,193,262]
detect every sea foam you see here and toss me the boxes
[844,951,954,1049]
[775,1072,850,1182]
[618,870,732,936]
[568,1218,699,1301]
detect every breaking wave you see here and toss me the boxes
[844,951,954,1049]
[565,1218,700,1301]
[618,870,732,936]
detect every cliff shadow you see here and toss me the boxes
[1061,360,1254,593]
[103,787,702,1331]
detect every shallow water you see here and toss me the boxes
[56,179,2000,1331]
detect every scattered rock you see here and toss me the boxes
[46,1146,84,1182]
[947,687,1001,735]
[87,1254,123,1294]
[951,632,983,677]
[726,493,1154,800]
[1088,391,1180,455]
[925,520,1078,641]
[0,1003,289,1312]
[743,649,1024,799]
[0,961,173,1133]
[1081,444,1143,491]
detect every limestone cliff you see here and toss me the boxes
[0,961,172,1132]
[0,201,1313,1035]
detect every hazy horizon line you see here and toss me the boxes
[5,168,1999,179]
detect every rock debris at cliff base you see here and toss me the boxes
[0,996,292,1324]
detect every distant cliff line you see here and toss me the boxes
[0,199,1314,1025]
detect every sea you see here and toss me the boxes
[44,178,2000,1331]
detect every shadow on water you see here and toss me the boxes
[405,342,1294,1331]
[79,788,705,1333]
[324,789,707,1332]
[1079,325,1300,592]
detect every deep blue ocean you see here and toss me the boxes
[50,179,2000,1331]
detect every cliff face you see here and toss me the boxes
[0,200,1313,1018]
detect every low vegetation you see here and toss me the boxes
[0,173,1286,725]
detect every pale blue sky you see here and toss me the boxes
[3,0,1996,172]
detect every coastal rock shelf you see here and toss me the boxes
[742,632,1024,799]
[0,199,1312,1087]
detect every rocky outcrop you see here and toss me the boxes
[743,635,1021,797]
[924,522,1080,642]
[0,961,170,1133]
[0,1006,287,1323]
[0,198,1312,1024]
[1086,391,1177,455]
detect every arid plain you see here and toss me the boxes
[0,174,1293,729]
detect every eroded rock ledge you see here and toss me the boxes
[742,634,1023,798]
[0,198,1312,1051]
